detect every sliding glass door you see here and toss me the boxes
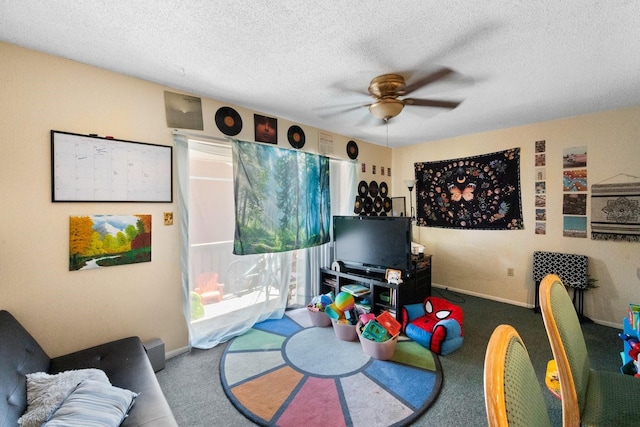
[175,135,356,348]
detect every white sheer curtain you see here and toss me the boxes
[305,159,358,297]
[176,135,290,349]
[176,134,357,347]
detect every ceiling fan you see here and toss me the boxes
[366,67,461,121]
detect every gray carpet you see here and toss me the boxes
[156,291,623,426]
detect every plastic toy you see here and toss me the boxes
[309,292,334,311]
[401,296,464,355]
[335,291,355,311]
[324,303,343,319]
[359,313,376,325]
[376,311,401,336]
[362,320,390,342]
[190,292,205,320]
[619,333,640,376]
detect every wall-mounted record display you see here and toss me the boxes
[355,180,396,217]
[215,106,243,136]
[347,140,359,159]
[287,125,306,149]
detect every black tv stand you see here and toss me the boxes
[319,255,432,321]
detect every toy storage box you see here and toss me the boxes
[332,318,358,341]
[356,321,398,360]
[307,306,332,327]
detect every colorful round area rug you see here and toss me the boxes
[220,308,443,426]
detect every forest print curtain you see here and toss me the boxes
[232,139,331,255]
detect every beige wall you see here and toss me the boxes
[393,106,640,327]
[2,41,637,360]
[0,42,381,357]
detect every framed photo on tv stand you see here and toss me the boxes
[391,197,406,217]
[385,268,403,285]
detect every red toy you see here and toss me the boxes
[619,333,640,377]
[401,296,464,355]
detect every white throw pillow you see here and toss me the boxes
[42,379,138,427]
[18,368,110,427]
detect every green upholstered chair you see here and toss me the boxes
[484,324,551,427]
[540,274,640,426]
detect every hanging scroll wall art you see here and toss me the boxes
[591,181,640,242]
[415,148,524,230]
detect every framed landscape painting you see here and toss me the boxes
[69,214,151,271]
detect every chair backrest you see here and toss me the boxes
[539,274,590,426]
[423,296,465,332]
[484,324,551,427]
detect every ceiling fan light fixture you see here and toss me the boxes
[369,98,404,120]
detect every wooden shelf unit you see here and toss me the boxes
[319,255,432,321]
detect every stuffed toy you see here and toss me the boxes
[401,296,464,355]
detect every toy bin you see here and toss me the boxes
[331,318,358,341]
[356,322,399,360]
[307,306,332,327]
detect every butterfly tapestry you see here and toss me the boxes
[415,148,524,230]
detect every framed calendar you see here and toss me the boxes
[51,130,172,202]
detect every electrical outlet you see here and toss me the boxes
[507,268,514,277]
[164,212,174,226]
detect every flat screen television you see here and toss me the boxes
[333,215,413,275]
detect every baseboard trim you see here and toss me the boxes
[431,282,621,329]
[431,283,533,309]
[166,345,191,360]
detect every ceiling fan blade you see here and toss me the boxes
[355,112,378,127]
[316,103,370,118]
[403,98,460,109]
[399,68,455,96]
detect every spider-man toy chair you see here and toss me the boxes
[401,296,464,355]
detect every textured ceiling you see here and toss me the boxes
[1,1,639,147]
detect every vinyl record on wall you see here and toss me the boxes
[287,125,306,149]
[373,196,383,212]
[379,181,388,197]
[353,196,363,214]
[215,106,243,136]
[358,180,369,197]
[369,180,379,197]
[363,197,373,213]
[383,197,392,212]
[347,140,359,159]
